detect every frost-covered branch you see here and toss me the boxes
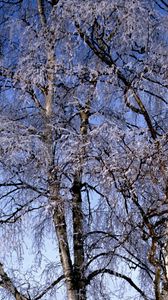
[0,263,28,300]
[86,268,148,299]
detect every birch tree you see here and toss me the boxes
[0,0,168,299]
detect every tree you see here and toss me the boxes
[0,0,168,299]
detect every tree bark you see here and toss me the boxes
[51,180,76,300]
[161,236,168,299]
[69,101,90,300]
[43,32,79,300]
[0,263,28,300]
[71,173,86,300]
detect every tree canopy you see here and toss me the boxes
[0,1,168,299]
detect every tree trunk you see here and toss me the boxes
[69,101,91,300]
[44,44,78,299]
[72,173,86,300]
[45,123,79,299]
[161,185,168,300]
[49,177,77,300]
[43,24,89,298]
[161,239,168,300]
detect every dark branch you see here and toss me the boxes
[34,275,64,300]
[86,268,148,299]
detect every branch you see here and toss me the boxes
[0,66,46,115]
[48,0,59,6]
[85,230,154,278]
[0,263,28,300]
[75,23,157,139]
[124,87,157,139]
[75,22,129,86]
[0,181,48,197]
[37,0,46,26]
[34,275,64,300]
[124,88,142,114]
[132,88,157,139]
[26,88,46,116]
[0,0,23,4]
[86,268,148,299]
[0,195,44,224]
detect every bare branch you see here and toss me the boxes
[34,275,64,300]
[86,268,148,299]
[0,263,28,300]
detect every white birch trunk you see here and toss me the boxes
[44,40,78,300]
[161,235,168,299]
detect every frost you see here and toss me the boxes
[0,0,168,299]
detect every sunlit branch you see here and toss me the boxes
[0,66,46,115]
[75,22,157,140]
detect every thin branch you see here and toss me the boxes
[0,0,23,4]
[86,268,148,299]
[75,22,130,86]
[0,66,46,115]
[0,263,28,300]
[132,89,157,139]
[34,275,64,300]
[0,181,48,197]
[141,89,168,105]
[85,230,154,277]
[26,88,46,116]
[75,22,157,139]
[124,88,142,114]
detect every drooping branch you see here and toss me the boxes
[75,22,130,86]
[0,66,46,116]
[75,22,157,140]
[86,268,148,299]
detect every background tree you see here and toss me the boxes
[0,0,168,299]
